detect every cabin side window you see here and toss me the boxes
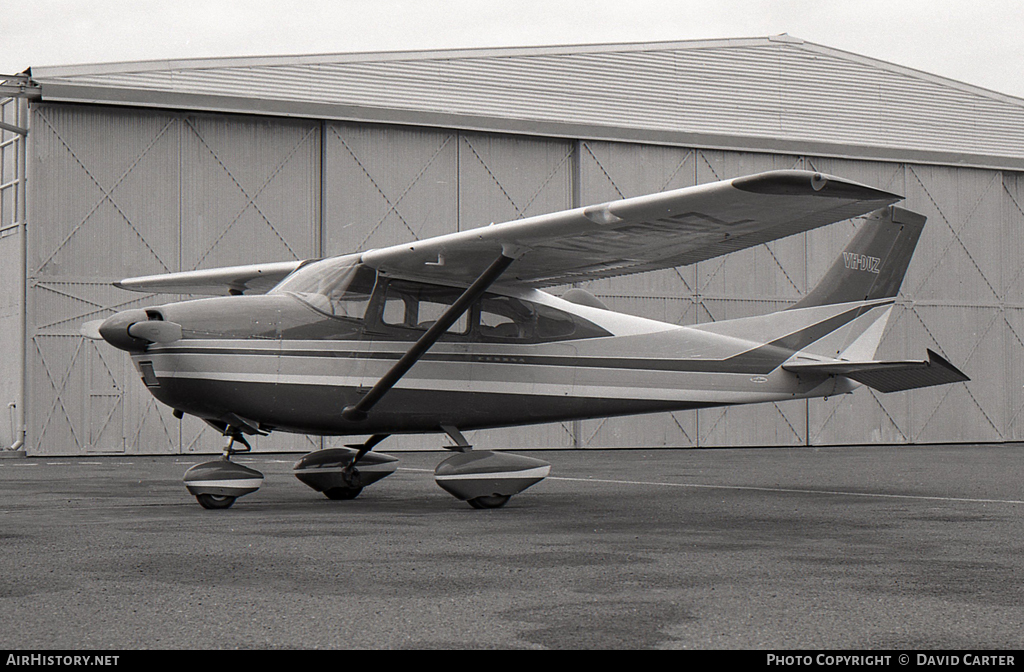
[477,295,532,340]
[381,281,468,334]
[371,279,610,343]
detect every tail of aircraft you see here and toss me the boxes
[784,205,924,364]
[700,206,969,392]
[789,205,925,312]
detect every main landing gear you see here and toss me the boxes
[431,426,551,509]
[292,430,552,509]
[433,449,551,509]
[293,434,399,500]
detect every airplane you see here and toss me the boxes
[82,169,969,510]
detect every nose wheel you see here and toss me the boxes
[183,432,264,509]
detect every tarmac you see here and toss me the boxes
[1,443,1023,650]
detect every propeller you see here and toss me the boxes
[80,319,105,340]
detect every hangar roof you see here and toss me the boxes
[24,35,1024,170]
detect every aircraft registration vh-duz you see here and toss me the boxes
[82,169,969,510]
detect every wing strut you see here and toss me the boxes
[341,251,518,422]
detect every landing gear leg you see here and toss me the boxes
[222,430,252,458]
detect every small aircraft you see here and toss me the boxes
[83,170,969,509]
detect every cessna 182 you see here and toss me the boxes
[83,169,968,510]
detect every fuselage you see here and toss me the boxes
[103,260,853,437]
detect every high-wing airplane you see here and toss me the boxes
[83,170,968,510]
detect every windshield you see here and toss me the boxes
[270,257,377,319]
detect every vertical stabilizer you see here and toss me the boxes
[790,206,925,310]
[786,206,925,361]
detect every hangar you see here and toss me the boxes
[2,35,1024,457]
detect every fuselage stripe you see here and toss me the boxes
[149,301,881,376]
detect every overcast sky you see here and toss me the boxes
[3,0,1023,99]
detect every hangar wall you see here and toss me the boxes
[21,101,1024,455]
[0,97,26,450]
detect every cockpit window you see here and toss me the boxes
[270,257,377,319]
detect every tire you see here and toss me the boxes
[196,493,236,509]
[467,495,510,509]
[323,486,363,500]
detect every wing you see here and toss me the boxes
[114,260,305,296]
[363,170,902,287]
[113,170,899,295]
[783,350,970,393]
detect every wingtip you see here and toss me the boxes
[732,170,902,202]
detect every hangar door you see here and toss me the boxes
[27,104,321,455]
[22,102,1024,454]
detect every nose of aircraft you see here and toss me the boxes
[83,293,317,351]
[90,308,182,352]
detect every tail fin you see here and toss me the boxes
[695,206,924,358]
[790,205,925,310]
[781,208,970,392]
[787,206,925,362]
[699,205,968,392]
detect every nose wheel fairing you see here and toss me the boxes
[183,458,265,509]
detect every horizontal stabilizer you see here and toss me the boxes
[783,349,969,393]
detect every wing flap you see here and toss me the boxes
[362,170,901,287]
[114,260,305,296]
[783,349,970,393]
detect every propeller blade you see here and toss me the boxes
[127,320,183,343]
[80,319,105,340]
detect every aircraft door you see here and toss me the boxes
[473,295,579,430]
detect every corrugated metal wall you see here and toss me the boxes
[23,102,1023,455]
